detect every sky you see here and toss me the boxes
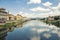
[0,0,60,18]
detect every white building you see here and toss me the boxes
[0,8,8,20]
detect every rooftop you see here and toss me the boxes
[0,8,5,10]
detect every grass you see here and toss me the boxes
[5,22,15,27]
[0,20,27,28]
[0,25,5,27]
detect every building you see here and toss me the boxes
[7,14,15,21]
[0,8,9,23]
[48,16,54,21]
[0,8,8,19]
[15,14,23,20]
[0,8,24,22]
[0,8,15,21]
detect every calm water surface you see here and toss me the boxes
[0,20,60,40]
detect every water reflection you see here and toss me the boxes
[0,27,8,40]
[8,27,15,32]
[0,20,60,40]
[0,23,23,40]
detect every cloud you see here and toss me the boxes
[51,3,60,16]
[17,11,35,18]
[43,2,52,7]
[27,0,41,4]
[17,3,60,18]
[30,7,50,12]
[17,9,54,18]
[52,3,60,10]
[17,11,50,18]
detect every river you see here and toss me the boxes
[0,20,60,40]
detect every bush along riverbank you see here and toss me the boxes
[5,22,15,27]
[0,20,25,27]
[0,23,14,28]
[43,20,60,27]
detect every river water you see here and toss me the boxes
[0,20,60,40]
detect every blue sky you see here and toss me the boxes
[0,0,60,18]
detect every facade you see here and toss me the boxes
[48,16,54,21]
[0,8,15,21]
[0,8,24,22]
[15,14,23,20]
[0,8,8,23]
[7,14,15,21]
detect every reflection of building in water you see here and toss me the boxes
[0,27,8,40]
[8,27,15,32]
[16,24,22,28]
[15,24,23,28]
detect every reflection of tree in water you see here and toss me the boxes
[8,23,23,32]
[8,27,15,32]
[0,27,8,40]
[15,24,23,28]
[0,23,23,40]
[14,23,23,28]
[40,31,60,40]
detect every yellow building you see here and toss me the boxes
[7,14,15,21]
[15,14,23,20]
[0,8,23,21]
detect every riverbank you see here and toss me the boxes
[1,20,60,40]
[42,20,60,27]
[0,20,25,27]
